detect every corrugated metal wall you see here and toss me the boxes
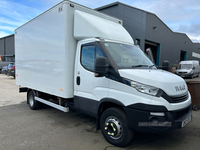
[97,2,200,66]
[146,13,200,65]
[0,35,15,62]
[0,39,4,56]
[97,3,146,50]
[5,36,15,55]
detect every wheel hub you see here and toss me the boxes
[104,116,122,139]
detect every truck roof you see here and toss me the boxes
[180,60,199,64]
[15,0,122,32]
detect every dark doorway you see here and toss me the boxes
[145,41,160,66]
[180,50,187,61]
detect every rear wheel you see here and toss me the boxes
[100,107,133,147]
[28,91,40,110]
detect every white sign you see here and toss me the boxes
[192,52,200,58]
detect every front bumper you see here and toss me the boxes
[176,72,192,78]
[124,104,192,133]
[7,70,15,76]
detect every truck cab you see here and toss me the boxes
[73,38,192,146]
[176,60,200,78]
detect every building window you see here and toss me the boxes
[5,56,15,62]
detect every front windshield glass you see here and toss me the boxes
[179,64,192,70]
[103,42,155,69]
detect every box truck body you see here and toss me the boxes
[15,0,192,147]
[15,1,132,98]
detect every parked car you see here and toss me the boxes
[0,61,10,73]
[176,60,200,78]
[7,63,15,78]
[1,66,8,74]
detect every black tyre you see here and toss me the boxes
[28,91,40,110]
[100,107,133,147]
[193,105,198,111]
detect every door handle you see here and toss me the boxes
[76,76,80,85]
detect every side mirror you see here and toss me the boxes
[95,57,109,77]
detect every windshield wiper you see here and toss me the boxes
[149,64,155,69]
[132,65,148,68]
[149,64,158,70]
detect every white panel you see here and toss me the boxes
[15,1,134,99]
[192,52,200,58]
[74,10,134,44]
[119,69,187,96]
[15,3,73,98]
[108,79,191,111]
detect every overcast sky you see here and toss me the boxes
[0,0,200,43]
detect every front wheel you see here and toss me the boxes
[100,107,133,147]
[28,91,40,110]
[193,105,198,111]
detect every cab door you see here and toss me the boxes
[74,41,110,115]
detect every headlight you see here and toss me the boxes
[124,78,162,96]
[131,81,159,96]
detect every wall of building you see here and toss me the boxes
[1,3,200,66]
[97,3,146,50]
[0,39,5,56]
[97,2,200,66]
[145,13,200,65]
[0,34,15,62]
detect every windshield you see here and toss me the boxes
[103,42,155,69]
[179,64,192,70]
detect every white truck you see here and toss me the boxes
[176,60,200,78]
[15,0,192,147]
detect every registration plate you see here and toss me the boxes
[182,116,192,127]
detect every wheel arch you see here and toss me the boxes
[96,98,125,130]
[97,98,125,115]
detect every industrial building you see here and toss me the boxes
[0,34,15,62]
[0,2,200,67]
[96,2,200,66]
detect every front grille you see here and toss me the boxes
[178,72,187,75]
[162,92,189,103]
[171,93,189,102]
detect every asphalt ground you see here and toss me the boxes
[0,74,200,150]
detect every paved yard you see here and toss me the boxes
[0,74,200,150]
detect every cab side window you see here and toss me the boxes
[81,45,105,72]
[96,46,105,58]
[81,46,95,72]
